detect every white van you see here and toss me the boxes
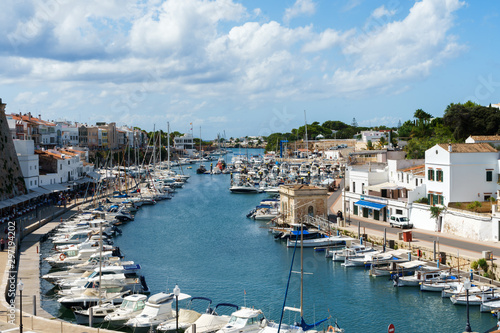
[389,215,413,229]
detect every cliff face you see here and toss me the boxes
[0,99,27,200]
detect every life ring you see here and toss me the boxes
[59,253,66,261]
[327,326,335,333]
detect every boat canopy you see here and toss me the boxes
[397,260,427,269]
[354,200,386,210]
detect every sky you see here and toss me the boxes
[1,0,499,139]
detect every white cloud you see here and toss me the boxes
[371,5,396,19]
[333,0,466,95]
[302,29,354,53]
[283,0,316,24]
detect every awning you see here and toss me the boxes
[365,182,402,192]
[31,187,51,194]
[74,178,90,184]
[354,200,386,210]
[41,183,70,192]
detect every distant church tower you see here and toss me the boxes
[397,120,402,128]
[0,98,27,200]
[351,117,358,127]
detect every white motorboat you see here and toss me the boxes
[156,308,202,332]
[74,302,120,325]
[104,294,148,328]
[125,291,191,333]
[330,242,376,261]
[229,185,262,193]
[287,235,355,248]
[451,291,500,305]
[215,307,267,333]
[394,269,453,287]
[58,289,129,309]
[185,303,240,333]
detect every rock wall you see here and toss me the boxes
[0,99,27,200]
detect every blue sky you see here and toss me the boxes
[1,0,499,139]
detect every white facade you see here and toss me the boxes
[174,133,196,156]
[56,122,79,146]
[387,159,425,190]
[358,130,389,143]
[323,150,341,160]
[13,139,39,190]
[425,143,499,206]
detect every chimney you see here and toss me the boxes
[448,143,452,152]
[39,114,41,120]
[28,112,31,120]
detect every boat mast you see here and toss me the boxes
[98,221,103,305]
[304,110,308,159]
[167,122,170,172]
[300,214,304,317]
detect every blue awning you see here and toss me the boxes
[354,200,386,210]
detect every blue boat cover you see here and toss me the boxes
[256,205,272,209]
[291,230,310,235]
[123,264,141,270]
[300,317,328,331]
[354,200,386,210]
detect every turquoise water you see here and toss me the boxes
[41,148,498,332]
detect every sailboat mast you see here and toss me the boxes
[167,122,170,171]
[98,221,103,304]
[304,110,308,159]
[300,216,304,317]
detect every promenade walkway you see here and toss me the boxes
[0,197,116,333]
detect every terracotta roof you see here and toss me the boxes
[438,143,498,153]
[9,114,55,126]
[469,135,500,142]
[399,165,425,173]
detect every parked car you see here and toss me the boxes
[389,215,413,229]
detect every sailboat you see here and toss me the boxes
[260,218,344,333]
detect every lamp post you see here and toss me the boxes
[173,284,180,332]
[18,279,24,333]
[464,278,472,332]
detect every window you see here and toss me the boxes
[308,206,314,217]
[396,209,403,215]
[428,169,434,181]
[35,180,37,185]
[406,174,409,183]
[486,170,493,182]
[352,182,356,193]
[436,170,443,182]
[60,164,62,170]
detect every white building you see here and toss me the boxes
[357,130,389,143]
[174,133,196,156]
[425,143,499,206]
[13,139,39,190]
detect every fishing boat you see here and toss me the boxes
[394,269,454,287]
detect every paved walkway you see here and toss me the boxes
[0,197,117,333]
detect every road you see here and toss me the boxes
[346,216,500,257]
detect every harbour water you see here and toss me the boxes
[41,148,498,332]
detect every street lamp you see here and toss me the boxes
[464,278,472,332]
[173,284,180,332]
[18,279,24,333]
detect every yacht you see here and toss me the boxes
[125,292,191,333]
[104,294,148,328]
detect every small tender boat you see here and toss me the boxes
[394,269,454,287]
[287,235,355,248]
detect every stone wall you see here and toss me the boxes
[0,99,27,200]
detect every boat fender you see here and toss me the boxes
[59,253,66,261]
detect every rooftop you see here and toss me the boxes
[438,143,498,153]
[469,135,500,142]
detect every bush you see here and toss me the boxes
[471,261,478,270]
[478,258,488,271]
[414,197,429,204]
[467,201,482,212]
